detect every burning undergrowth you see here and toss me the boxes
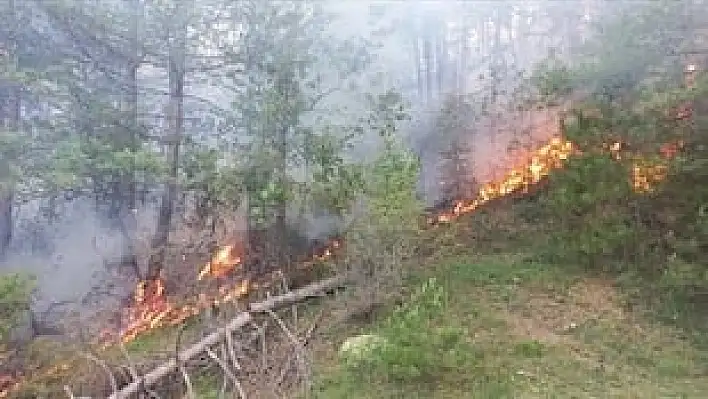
[425,137,576,225]
[107,228,343,345]
[0,226,345,397]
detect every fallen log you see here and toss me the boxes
[108,274,347,399]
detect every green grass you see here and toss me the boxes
[310,252,708,399]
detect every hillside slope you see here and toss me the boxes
[305,204,708,399]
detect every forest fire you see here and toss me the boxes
[428,136,576,225]
[116,236,343,344]
[0,136,682,397]
[117,276,251,344]
[127,133,677,342]
[426,136,683,225]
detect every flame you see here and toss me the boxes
[114,237,346,345]
[312,238,342,262]
[629,140,683,193]
[117,277,251,344]
[427,136,684,224]
[611,140,683,193]
[198,245,242,281]
[429,136,576,224]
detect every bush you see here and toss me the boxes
[534,152,643,270]
[340,278,474,383]
[338,90,423,319]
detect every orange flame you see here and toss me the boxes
[198,245,242,281]
[430,136,576,224]
[117,277,251,344]
[613,140,683,193]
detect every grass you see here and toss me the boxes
[309,250,708,398]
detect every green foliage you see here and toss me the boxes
[338,90,424,322]
[181,146,242,214]
[341,278,473,383]
[513,340,546,358]
[537,153,639,269]
[533,1,708,273]
[545,154,632,212]
[241,148,288,226]
[51,136,166,190]
[361,90,422,232]
[0,129,31,183]
[0,273,34,343]
[573,0,688,96]
[306,130,364,216]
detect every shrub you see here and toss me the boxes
[340,278,474,383]
[535,152,643,270]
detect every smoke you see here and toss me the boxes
[328,1,577,207]
[0,197,154,335]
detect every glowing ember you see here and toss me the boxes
[312,239,342,262]
[116,276,253,344]
[632,162,667,193]
[614,140,683,193]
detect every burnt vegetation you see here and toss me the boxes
[1,0,708,398]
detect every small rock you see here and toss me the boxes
[339,334,388,366]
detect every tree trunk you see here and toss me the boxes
[0,183,12,258]
[437,29,446,96]
[491,8,503,104]
[424,33,433,104]
[117,0,142,278]
[0,0,18,258]
[272,69,296,275]
[274,124,289,273]
[0,91,19,258]
[413,32,423,101]
[459,19,468,93]
[147,31,185,281]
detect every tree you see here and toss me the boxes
[342,89,423,319]
[220,0,370,273]
[145,0,191,280]
[0,0,21,257]
[436,95,479,203]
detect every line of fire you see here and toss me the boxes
[116,128,684,346]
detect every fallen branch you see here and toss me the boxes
[108,275,347,399]
[249,274,345,312]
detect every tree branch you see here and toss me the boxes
[107,274,346,399]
